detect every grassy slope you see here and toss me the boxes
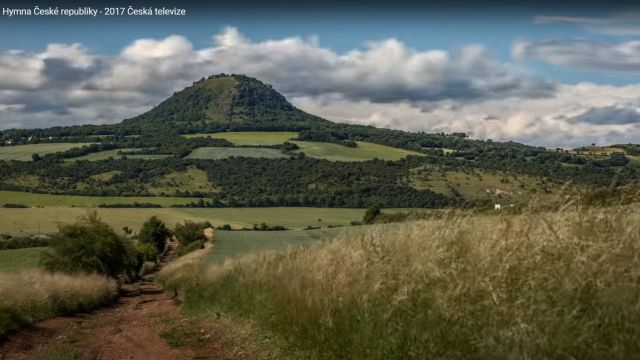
[184,132,298,145]
[0,143,93,161]
[409,165,552,201]
[161,205,640,360]
[0,247,46,272]
[185,147,289,160]
[292,141,423,162]
[148,168,218,195]
[0,190,200,207]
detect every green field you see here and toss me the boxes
[0,190,200,207]
[149,168,218,195]
[186,147,289,160]
[292,141,423,162]
[0,205,416,236]
[184,131,298,145]
[65,148,171,161]
[0,247,46,272]
[0,143,93,161]
[207,226,380,264]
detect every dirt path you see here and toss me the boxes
[0,239,241,360]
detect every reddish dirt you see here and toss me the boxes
[0,239,245,360]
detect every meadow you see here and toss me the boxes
[185,147,288,160]
[159,204,640,360]
[0,247,46,272]
[64,148,170,161]
[0,190,200,207]
[0,206,404,235]
[0,143,93,161]
[291,141,423,162]
[184,131,298,145]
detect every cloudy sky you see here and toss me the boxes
[1,1,640,148]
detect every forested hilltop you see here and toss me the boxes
[0,74,638,208]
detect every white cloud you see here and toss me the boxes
[513,38,640,72]
[0,27,638,148]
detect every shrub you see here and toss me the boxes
[362,203,381,224]
[41,212,137,277]
[174,221,209,246]
[138,216,171,253]
[135,242,159,262]
[177,240,206,256]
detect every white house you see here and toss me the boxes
[494,204,501,210]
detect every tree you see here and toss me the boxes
[41,211,137,277]
[363,203,382,224]
[138,216,171,253]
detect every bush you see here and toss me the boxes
[41,212,137,278]
[177,240,205,256]
[0,236,50,250]
[173,221,209,246]
[362,203,381,224]
[1,203,28,208]
[135,242,159,263]
[138,216,171,253]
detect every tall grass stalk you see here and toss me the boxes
[0,271,117,337]
[161,205,640,359]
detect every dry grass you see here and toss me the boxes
[161,205,640,359]
[0,271,117,337]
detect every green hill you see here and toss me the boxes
[120,74,329,133]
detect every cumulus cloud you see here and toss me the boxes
[0,26,637,147]
[513,38,640,72]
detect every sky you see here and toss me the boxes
[1,0,640,148]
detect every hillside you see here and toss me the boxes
[119,74,330,133]
[0,74,638,209]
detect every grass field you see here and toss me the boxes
[207,225,386,264]
[149,168,218,195]
[292,141,423,162]
[0,206,416,236]
[0,143,93,161]
[186,147,289,160]
[0,190,200,208]
[0,247,46,272]
[184,132,298,145]
[160,205,640,360]
[64,148,170,161]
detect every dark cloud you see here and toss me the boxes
[571,105,640,125]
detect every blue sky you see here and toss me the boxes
[0,1,639,147]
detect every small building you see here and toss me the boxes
[494,204,501,210]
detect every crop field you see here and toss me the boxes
[0,190,200,208]
[292,141,423,162]
[65,148,171,161]
[0,205,416,236]
[184,131,298,145]
[0,247,46,272]
[185,147,289,160]
[207,225,387,264]
[0,143,93,161]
